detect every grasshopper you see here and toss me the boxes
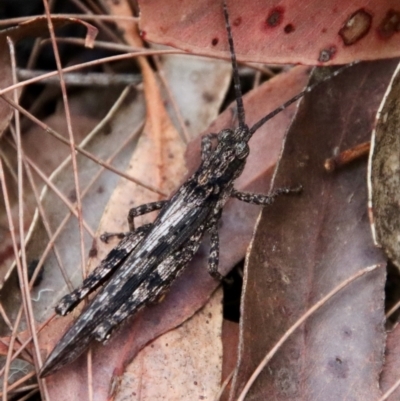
[39,0,349,377]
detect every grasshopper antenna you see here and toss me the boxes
[249,61,360,135]
[223,1,246,129]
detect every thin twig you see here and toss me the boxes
[214,369,234,401]
[18,69,141,86]
[378,376,400,401]
[4,37,44,400]
[386,299,400,319]
[39,37,144,53]
[0,14,138,27]
[12,387,39,401]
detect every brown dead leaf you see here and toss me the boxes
[368,61,400,270]
[139,0,400,65]
[229,60,397,401]
[160,53,232,139]
[114,288,223,401]
[221,320,239,401]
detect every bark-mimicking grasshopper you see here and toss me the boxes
[40,1,350,377]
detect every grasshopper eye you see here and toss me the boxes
[235,142,249,159]
[218,129,233,141]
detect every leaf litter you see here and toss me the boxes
[1,1,400,400]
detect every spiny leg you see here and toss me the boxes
[203,209,229,282]
[101,200,167,242]
[205,185,302,284]
[231,185,302,205]
[92,227,205,342]
[128,201,167,231]
[207,224,223,281]
[206,221,234,284]
[55,223,152,316]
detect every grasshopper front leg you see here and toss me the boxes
[101,200,167,242]
[230,186,302,205]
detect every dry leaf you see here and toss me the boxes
[140,0,400,65]
[229,60,397,401]
[114,288,223,401]
[368,61,400,270]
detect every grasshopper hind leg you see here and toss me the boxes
[56,200,168,315]
[56,223,153,316]
[92,227,205,342]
